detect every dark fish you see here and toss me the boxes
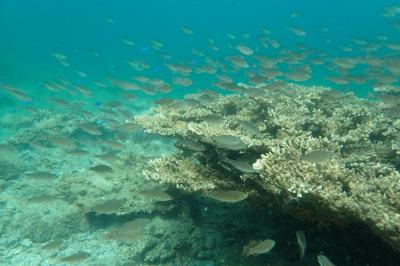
[203,190,248,203]
[208,135,246,150]
[238,120,258,135]
[201,114,225,124]
[223,158,255,173]
[25,171,56,181]
[139,190,173,201]
[79,123,103,136]
[383,106,400,118]
[42,240,63,250]
[155,97,175,106]
[296,230,306,259]
[66,149,89,156]
[302,150,330,163]
[118,123,142,133]
[28,194,58,204]
[89,164,113,173]
[112,218,150,241]
[0,143,18,153]
[61,251,90,263]
[243,239,275,256]
[92,199,124,215]
[176,140,207,152]
[317,255,336,266]
[95,153,119,162]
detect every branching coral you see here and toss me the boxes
[253,134,400,250]
[144,154,235,192]
[135,83,400,251]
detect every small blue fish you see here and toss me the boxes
[20,100,31,106]
[97,119,107,127]
[152,66,161,72]
[140,46,150,52]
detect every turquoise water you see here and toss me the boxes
[0,1,400,265]
[1,1,399,96]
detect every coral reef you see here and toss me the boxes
[59,152,177,216]
[144,155,236,192]
[135,83,400,251]
[2,85,400,265]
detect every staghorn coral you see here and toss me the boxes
[136,83,400,252]
[253,135,400,248]
[144,154,235,192]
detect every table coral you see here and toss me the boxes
[135,83,400,251]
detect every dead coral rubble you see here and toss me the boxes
[135,84,400,252]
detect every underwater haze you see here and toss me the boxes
[1,0,400,265]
